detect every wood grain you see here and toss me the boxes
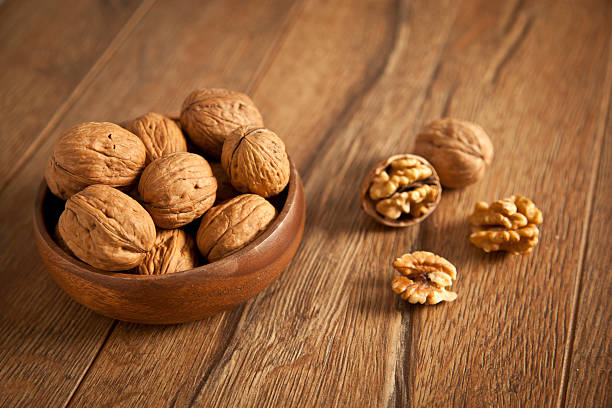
[0,0,610,406]
[0,0,144,193]
[0,0,301,406]
[563,54,612,407]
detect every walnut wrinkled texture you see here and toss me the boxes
[180,88,264,158]
[57,185,156,271]
[210,161,239,204]
[45,122,147,200]
[360,154,441,227]
[138,152,217,229]
[221,127,290,198]
[126,112,187,164]
[391,251,458,305]
[138,229,198,275]
[196,194,276,262]
[469,195,543,254]
[414,118,493,188]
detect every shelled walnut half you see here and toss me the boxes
[391,251,457,305]
[360,154,441,227]
[469,195,543,254]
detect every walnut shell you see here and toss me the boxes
[209,161,239,204]
[221,127,290,198]
[360,154,441,227]
[196,194,276,262]
[413,118,493,188]
[57,184,156,271]
[180,88,264,158]
[45,122,147,200]
[138,152,217,229]
[125,112,187,164]
[138,229,198,275]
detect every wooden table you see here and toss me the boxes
[1,0,610,406]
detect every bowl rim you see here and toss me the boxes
[34,157,301,282]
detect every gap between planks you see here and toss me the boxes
[0,0,158,196]
[555,38,612,408]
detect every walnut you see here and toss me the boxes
[138,229,198,275]
[414,118,493,188]
[180,88,264,158]
[196,194,277,262]
[138,152,217,229]
[469,195,543,254]
[125,112,187,164]
[360,154,441,227]
[209,161,239,204]
[391,251,458,304]
[57,184,156,271]
[221,127,290,198]
[45,122,147,200]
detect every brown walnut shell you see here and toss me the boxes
[57,184,156,271]
[125,112,187,164]
[45,122,147,200]
[180,88,264,158]
[138,229,198,275]
[209,161,239,204]
[221,127,290,198]
[360,154,442,227]
[413,118,493,188]
[138,152,217,229]
[196,194,277,262]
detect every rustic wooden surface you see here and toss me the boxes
[0,0,610,406]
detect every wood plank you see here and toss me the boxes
[0,0,145,192]
[65,0,400,406]
[563,54,612,408]
[0,0,302,406]
[178,0,607,405]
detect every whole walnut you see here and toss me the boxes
[126,112,187,164]
[138,152,217,229]
[196,194,276,262]
[138,229,198,275]
[221,127,290,198]
[180,88,264,158]
[45,122,147,200]
[57,184,156,271]
[413,118,493,188]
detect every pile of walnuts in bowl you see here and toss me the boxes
[46,88,290,275]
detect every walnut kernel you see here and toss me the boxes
[361,154,441,227]
[469,195,543,254]
[391,251,457,304]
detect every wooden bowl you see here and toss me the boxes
[33,159,305,324]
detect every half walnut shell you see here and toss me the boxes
[360,154,441,227]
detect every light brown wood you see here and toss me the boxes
[0,0,301,406]
[564,56,612,408]
[0,0,610,406]
[0,0,145,193]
